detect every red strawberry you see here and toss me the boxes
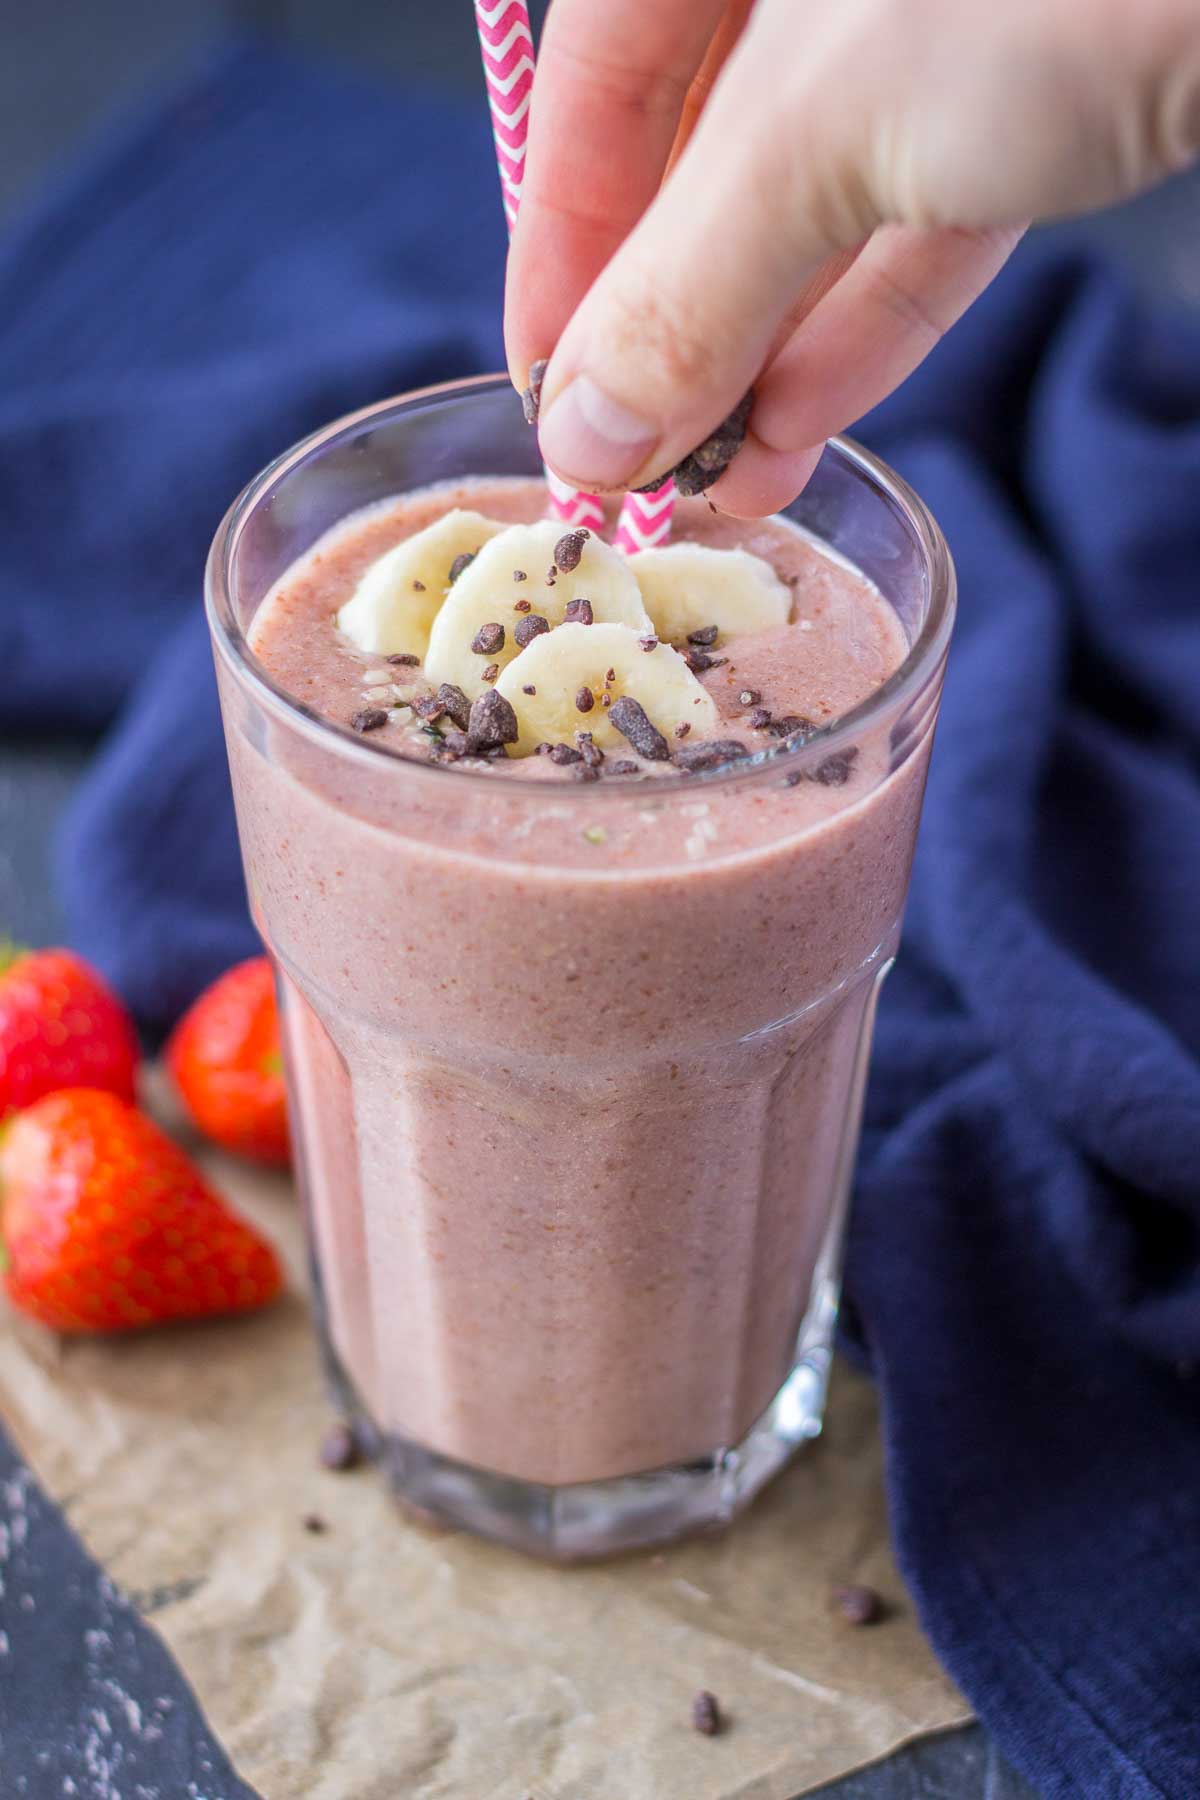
[0,1088,283,1333]
[166,958,289,1166]
[0,946,139,1120]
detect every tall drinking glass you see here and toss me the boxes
[205,378,954,1559]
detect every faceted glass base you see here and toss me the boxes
[317,1274,839,1562]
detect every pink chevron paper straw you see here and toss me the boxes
[475,0,605,534]
[612,478,677,554]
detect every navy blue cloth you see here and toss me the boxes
[2,38,1199,1800]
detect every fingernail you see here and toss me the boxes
[538,375,658,490]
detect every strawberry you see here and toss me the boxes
[0,945,139,1120]
[166,958,289,1166]
[0,1088,283,1333]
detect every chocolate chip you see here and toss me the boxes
[318,1421,360,1470]
[413,694,446,722]
[521,357,548,425]
[554,528,590,572]
[738,688,761,706]
[768,714,814,740]
[673,739,750,773]
[563,597,593,626]
[448,551,476,584]
[513,568,527,582]
[513,613,550,649]
[467,689,519,750]
[303,1513,328,1535]
[684,649,726,674]
[481,663,499,684]
[748,707,772,730]
[605,668,616,684]
[547,742,583,764]
[610,696,669,761]
[387,652,420,665]
[522,684,537,695]
[691,1691,722,1736]
[674,722,691,739]
[639,636,659,652]
[471,621,505,656]
[600,693,612,708]
[687,625,719,647]
[831,1583,884,1626]
[441,728,470,758]
[546,566,557,585]
[636,391,754,497]
[351,708,388,733]
[572,761,601,782]
[411,579,426,592]
[575,685,595,713]
[575,730,604,768]
[605,759,640,776]
[435,684,472,730]
[812,747,859,786]
[514,597,532,613]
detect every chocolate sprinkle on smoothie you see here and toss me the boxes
[513,568,527,581]
[514,596,532,612]
[687,624,719,646]
[575,685,595,713]
[302,1512,328,1535]
[673,739,750,773]
[467,689,519,750]
[684,649,725,674]
[522,684,537,695]
[691,1691,722,1736]
[575,730,604,768]
[411,579,426,592]
[436,683,472,730]
[547,742,583,764]
[448,551,476,584]
[513,613,550,648]
[739,688,761,706]
[441,728,470,757]
[387,652,420,665]
[564,597,593,626]
[554,528,590,572]
[812,747,860,786]
[674,722,691,739]
[748,707,772,730]
[606,759,640,776]
[637,390,754,496]
[413,694,446,722]
[521,357,548,425]
[351,707,388,733]
[610,695,669,760]
[769,714,813,740]
[471,621,505,656]
[481,663,499,684]
[639,636,659,652]
[572,761,601,782]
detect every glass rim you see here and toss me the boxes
[205,375,956,802]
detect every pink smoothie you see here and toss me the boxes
[227,480,927,1487]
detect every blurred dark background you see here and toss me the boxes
[1,0,1198,950]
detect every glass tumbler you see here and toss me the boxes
[205,378,954,1559]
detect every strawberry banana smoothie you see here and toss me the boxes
[208,389,952,1557]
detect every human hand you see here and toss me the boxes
[506,0,1200,514]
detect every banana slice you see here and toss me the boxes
[425,521,652,700]
[628,542,791,642]
[495,622,719,757]
[337,508,504,657]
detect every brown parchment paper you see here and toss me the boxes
[0,1079,969,1800]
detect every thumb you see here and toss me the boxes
[534,10,865,494]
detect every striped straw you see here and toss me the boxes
[612,479,677,553]
[475,1,605,534]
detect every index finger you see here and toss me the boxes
[504,0,728,389]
